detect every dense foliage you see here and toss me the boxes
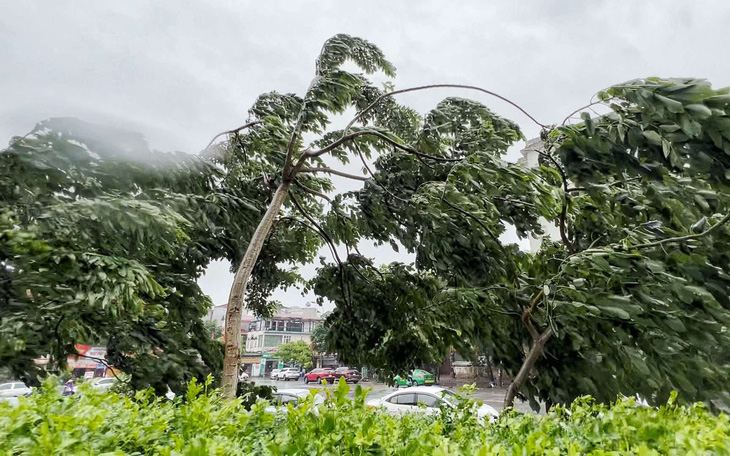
[0,118,313,394]
[210,33,730,406]
[1,378,728,455]
[310,70,730,407]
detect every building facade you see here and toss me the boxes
[520,137,561,253]
[246,306,320,348]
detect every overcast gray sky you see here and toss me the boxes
[3,1,730,309]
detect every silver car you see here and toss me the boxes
[265,388,325,414]
[90,378,117,391]
[0,382,31,398]
[276,368,301,381]
[269,369,281,380]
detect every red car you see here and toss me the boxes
[333,367,362,384]
[304,368,336,384]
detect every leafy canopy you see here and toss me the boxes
[275,341,313,369]
[312,74,730,409]
[0,118,286,392]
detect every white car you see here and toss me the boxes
[0,382,32,398]
[366,386,498,421]
[90,378,117,391]
[264,388,325,414]
[269,369,281,380]
[276,368,301,381]
[239,371,250,382]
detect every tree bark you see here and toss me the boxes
[503,327,553,409]
[221,181,291,398]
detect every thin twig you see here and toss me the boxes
[73,353,129,384]
[566,177,641,193]
[299,167,369,181]
[289,192,350,306]
[293,180,332,203]
[535,149,574,252]
[561,101,605,126]
[203,121,261,151]
[344,84,546,136]
[630,212,730,250]
[307,129,463,163]
[354,143,411,204]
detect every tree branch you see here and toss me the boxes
[203,121,262,151]
[440,197,504,253]
[293,180,332,202]
[566,177,642,193]
[534,149,575,252]
[354,143,411,204]
[630,212,730,250]
[299,167,369,181]
[73,352,129,384]
[503,327,553,409]
[344,83,546,136]
[561,101,605,126]
[522,289,544,341]
[307,129,463,163]
[289,192,351,306]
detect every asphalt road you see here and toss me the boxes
[250,377,540,413]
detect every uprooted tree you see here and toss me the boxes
[211,35,730,407]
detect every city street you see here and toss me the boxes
[250,378,539,414]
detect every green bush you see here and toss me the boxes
[1,378,728,455]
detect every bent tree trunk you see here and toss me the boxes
[221,182,291,398]
[503,328,552,409]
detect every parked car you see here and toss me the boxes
[239,371,250,382]
[393,369,436,387]
[333,368,362,383]
[304,368,336,384]
[90,377,117,391]
[269,369,281,380]
[264,388,325,414]
[0,382,31,398]
[276,367,301,381]
[367,386,498,421]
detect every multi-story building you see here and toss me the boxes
[243,305,322,376]
[245,306,321,352]
[519,137,561,253]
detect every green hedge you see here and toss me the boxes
[1,378,728,455]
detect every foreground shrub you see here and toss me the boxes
[0,378,728,455]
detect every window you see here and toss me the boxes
[417,394,441,408]
[276,320,286,331]
[286,320,303,332]
[0,384,11,391]
[264,335,282,348]
[282,335,291,344]
[387,393,416,406]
